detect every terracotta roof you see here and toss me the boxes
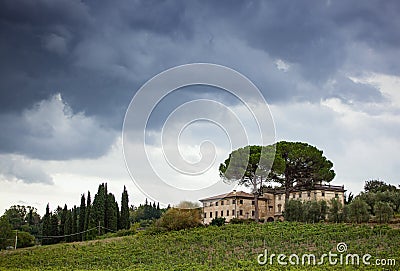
[263,184,346,194]
[199,191,253,201]
[199,191,271,201]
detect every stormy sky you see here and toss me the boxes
[1,0,399,214]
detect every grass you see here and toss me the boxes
[0,222,399,270]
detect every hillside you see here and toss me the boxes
[0,222,399,270]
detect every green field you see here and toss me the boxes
[0,222,399,270]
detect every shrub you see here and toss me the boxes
[374,201,393,223]
[210,217,226,226]
[284,200,303,222]
[139,219,153,228]
[15,231,35,248]
[328,198,344,223]
[348,199,370,223]
[229,218,255,224]
[155,208,201,231]
[0,216,13,250]
[229,218,244,224]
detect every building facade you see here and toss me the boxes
[199,184,345,224]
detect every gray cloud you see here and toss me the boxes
[0,0,399,162]
[0,94,115,160]
[0,155,53,184]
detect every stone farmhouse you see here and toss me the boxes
[199,183,345,224]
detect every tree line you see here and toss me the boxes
[41,183,130,245]
[0,183,171,249]
[284,180,400,224]
[0,183,131,248]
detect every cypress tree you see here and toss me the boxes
[72,206,78,241]
[64,210,72,242]
[59,204,67,238]
[104,183,108,230]
[78,194,86,241]
[116,203,120,230]
[50,213,59,244]
[42,204,51,245]
[120,186,130,230]
[27,208,34,226]
[105,193,118,232]
[91,183,106,235]
[85,191,96,240]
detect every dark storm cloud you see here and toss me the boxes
[0,94,116,160]
[0,0,398,160]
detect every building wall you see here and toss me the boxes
[202,198,256,224]
[202,196,276,224]
[276,190,345,214]
[201,188,345,224]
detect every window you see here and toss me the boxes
[278,204,282,213]
[239,199,243,204]
[269,206,273,212]
[292,194,295,199]
[239,210,243,216]
[321,191,325,197]
[299,193,302,198]
[232,209,235,216]
[252,210,255,217]
[221,200,224,205]
[335,193,339,198]
[221,210,224,217]
[227,210,229,216]
[210,212,212,218]
[278,195,281,200]
[210,202,213,207]
[215,211,218,217]
[232,199,236,204]
[252,200,255,205]
[307,192,311,197]
[216,201,218,206]
[204,213,206,218]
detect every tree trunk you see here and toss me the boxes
[285,178,291,203]
[284,165,292,203]
[253,178,259,222]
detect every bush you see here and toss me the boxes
[0,216,13,250]
[16,231,35,248]
[284,200,303,221]
[155,208,201,231]
[328,198,344,223]
[348,199,370,223]
[229,218,255,224]
[374,201,393,223]
[139,219,153,228]
[229,218,244,224]
[210,217,226,226]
